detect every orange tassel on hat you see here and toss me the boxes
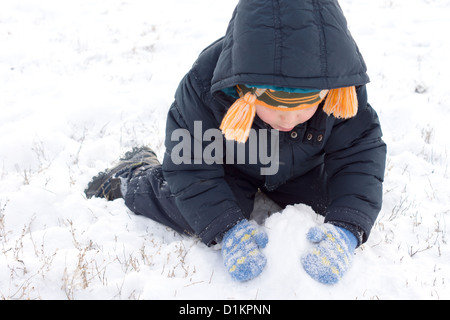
[322,86,358,119]
[220,92,257,143]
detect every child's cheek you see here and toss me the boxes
[255,105,278,127]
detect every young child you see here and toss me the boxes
[85,0,386,285]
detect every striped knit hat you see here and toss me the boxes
[220,85,358,143]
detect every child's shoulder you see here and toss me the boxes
[193,37,225,77]
[184,37,225,95]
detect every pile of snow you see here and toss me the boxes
[0,0,449,299]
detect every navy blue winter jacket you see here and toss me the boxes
[162,0,386,245]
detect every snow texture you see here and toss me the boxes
[1,0,450,299]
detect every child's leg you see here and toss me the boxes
[124,164,260,239]
[263,164,328,216]
[124,165,195,236]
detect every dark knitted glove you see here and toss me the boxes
[301,224,358,285]
[221,220,268,281]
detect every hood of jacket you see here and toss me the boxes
[211,0,369,93]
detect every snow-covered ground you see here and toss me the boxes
[1,0,449,300]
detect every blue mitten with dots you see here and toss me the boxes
[301,223,358,285]
[221,220,268,281]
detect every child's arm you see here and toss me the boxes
[324,85,387,244]
[162,70,245,246]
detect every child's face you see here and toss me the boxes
[255,103,319,132]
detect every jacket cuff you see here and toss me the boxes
[198,207,246,246]
[328,221,364,248]
[325,206,373,246]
